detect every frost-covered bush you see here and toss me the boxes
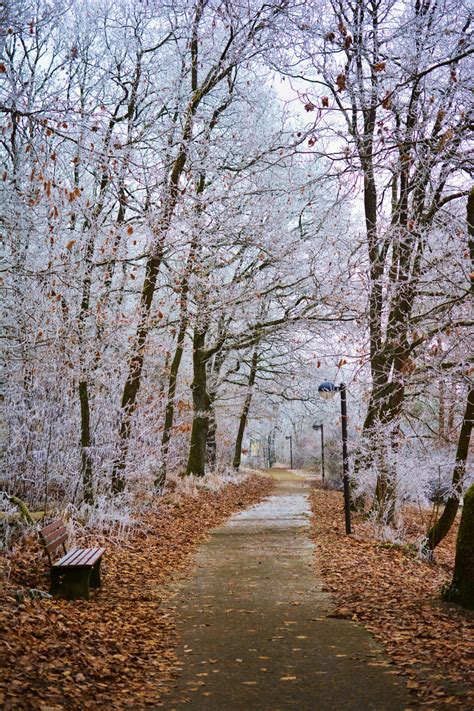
[0,493,21,552]
[354,435,464,509]
[73,495,137,538]
[165,467,251,498]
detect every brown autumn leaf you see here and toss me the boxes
[382,93,392,110]
[336,73,346,92]
[65,239,76,251]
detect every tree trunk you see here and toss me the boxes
[110,117,197,493]
[233,346,259,471]
[438,379,446,442]
[443,484,474,609]
[156,337,186,489]
[79,380,94,505]
[427,189,474,549]
[426,387,474,550]
[156,239,198,488]
[78,83,136,501]
[205,347,227,471]
[447,397,456,443]
[112,252,163,493]
[186,327,208,477]
[77,231,97,506]
[373,447,396,523]
[206,398,217,470]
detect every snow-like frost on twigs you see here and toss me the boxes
[364,509,408,545]
[165,467,252,497]
[352,433,472,544]
[354,436,459,506]
[72,496,137,539]
[0,493,20,551]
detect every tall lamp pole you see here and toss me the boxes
[312,423,325,486]
[318,381,352,534]
[285,435,293,469]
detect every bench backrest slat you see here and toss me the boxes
[41,520,65,537]
[39,520,68,565]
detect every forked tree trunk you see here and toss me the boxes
[111,106,198,495]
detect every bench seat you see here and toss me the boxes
[39,520,105,600]
[54,546,105,569]
[51,546,105,600]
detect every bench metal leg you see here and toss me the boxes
[62,568,92,600]
[90,558,102,588]
[50,567,62,595]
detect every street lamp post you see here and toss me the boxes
[312,423,325,486]
[285,435,293,469]
[318,381,352,534]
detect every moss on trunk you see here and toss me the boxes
[8,496,34,524]
[443,484,474,610]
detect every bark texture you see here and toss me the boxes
[444,484,474,609]
[233,346,259,470]
[186,328,208,477]
[427,388,474,551]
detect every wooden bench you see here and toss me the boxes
[39,520,105,600]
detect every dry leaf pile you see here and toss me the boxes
[0,475,273,710]
[310,486,474,710]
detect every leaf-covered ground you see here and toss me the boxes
[310,486,474,710]
[0,475,273,710]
